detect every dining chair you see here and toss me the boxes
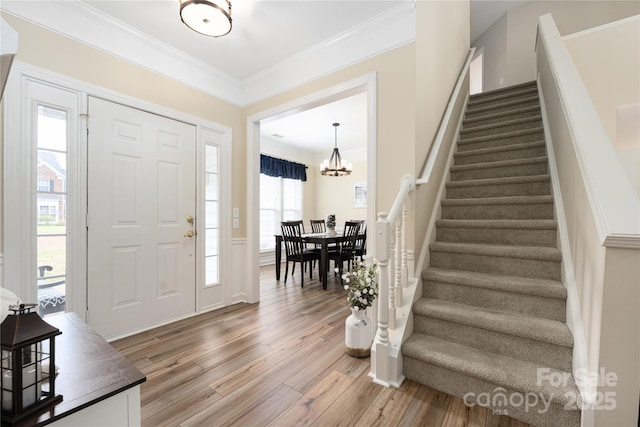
[309,219,326,233]
[353,221,367,260]
[329,220,361,281]
[280,220,321,287]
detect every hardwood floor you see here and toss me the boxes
[112,264,531,427]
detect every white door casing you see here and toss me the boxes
[87,97,197,339]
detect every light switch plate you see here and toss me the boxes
[233,208,239,218]
[233,218,239,228]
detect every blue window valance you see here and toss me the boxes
[260,154,307,182]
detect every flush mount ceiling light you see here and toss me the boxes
[180,0,232,37]
[320,123,352,177]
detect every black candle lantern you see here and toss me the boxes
[1,303,62,424]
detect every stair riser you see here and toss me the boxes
[414,316,572,371]
[430,251,561,280]
[468,91,540,110]
[461,119,541,139]
[458,131,544,152]
[447,180,550,199]
[455,145,546,165]
[464,109,540,127]
[441,203,554,220]
[466,99,540,119]
[424,281,566,321]
[403,358,581,427]
[450,162,548,181]
[436,226,557,247]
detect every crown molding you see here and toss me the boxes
[242,2,416,105]
[1,1,415,107]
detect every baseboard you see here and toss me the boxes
[537,77,594,420]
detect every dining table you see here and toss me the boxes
[274,232,346,290]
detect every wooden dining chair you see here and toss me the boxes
[309,219,326,233]
[353,221,367,260]
[329,221,361,281]
[281,220,321,287]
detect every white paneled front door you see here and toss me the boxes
[87,97,197,339]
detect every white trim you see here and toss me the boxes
[1,2,415,107]
[414,92,468,278]
[537,77,593,408]
[0,253,4,288]
[246,73,378,304]
[537,14,640,249]
[418,48,476,182]
[4,61,233,325]
[562,14,640,41]
[242,2,415,105]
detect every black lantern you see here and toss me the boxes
[1,303,62,424]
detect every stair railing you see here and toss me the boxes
[370,47,475,387]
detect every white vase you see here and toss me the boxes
[345,307,372,357]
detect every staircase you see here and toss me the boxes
[402,81,581,427]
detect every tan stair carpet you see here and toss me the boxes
[402,80,581,427]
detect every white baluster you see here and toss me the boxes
[401,205,408,289]
[395,219,402,310]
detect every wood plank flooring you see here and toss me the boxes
[112,264,531,427]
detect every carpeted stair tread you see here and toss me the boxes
[413,298,572,347]
[458,128,543,146]
[442,194,553,207]
[463,105,541,126]
[465,96,540,117]
[430,241,561,262]
[469,81,538,100]
[435,219,556,230]
[402,334,579,406]
[461,115,542,135]
[468,87,539,107]
[446,174,550,189]
[422,267,566,299]
[450,156,548,174]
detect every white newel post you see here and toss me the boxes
[371,212,391,385]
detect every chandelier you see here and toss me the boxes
[320,123,352,177]
[179,0,232,37]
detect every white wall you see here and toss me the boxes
[564,16,640,198]
[474,1,640,91]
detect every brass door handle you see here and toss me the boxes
[184,230,196,238]
[186,215,194,224]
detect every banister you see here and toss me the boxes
[417,47,476,185]
[370,46,476,388]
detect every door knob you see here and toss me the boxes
[184,230,196,238]
[186,215,194,224]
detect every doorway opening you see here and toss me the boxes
[246,73,378,303]
[470,47,484,95]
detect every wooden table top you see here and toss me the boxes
[13,312,146,426]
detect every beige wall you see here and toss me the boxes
[414,0,470,257]
[564,17,640,197]
[1,11,418,245]
[538,30,640,426]
[472,12,507,91]
[474,1,640,92]
[312,160,368,228]
[243,43,416,227]
[0,13,246,237]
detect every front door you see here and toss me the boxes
[87,97,197,338]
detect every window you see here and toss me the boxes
[37,178,53,192]
[36,104,68,317]
[204,143,219,285]
[259,174,302,251]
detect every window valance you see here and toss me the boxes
[260,154,307,182]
